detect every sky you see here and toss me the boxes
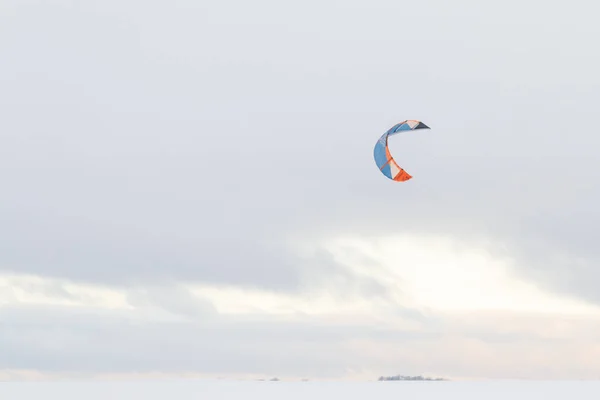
[1,0,600,381]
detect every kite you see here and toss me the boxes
[373,120,430,182]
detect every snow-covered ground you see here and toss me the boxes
[2,380,600,400]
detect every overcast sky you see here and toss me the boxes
[2,0,600,381]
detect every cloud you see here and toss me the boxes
[3,297,600,380]
[3,230,600,380]
[0,301,429,378]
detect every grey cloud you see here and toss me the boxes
[2,304,598,380]
[125,285,217,319]
[0,305,436,377]
[0,220,391,298]
[295,248,394,302]
[0,217,305,289]
[1,275,95,304]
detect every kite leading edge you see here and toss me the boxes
[373,120,430,182]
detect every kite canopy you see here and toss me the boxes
[373,120,430,182]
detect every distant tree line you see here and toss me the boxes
[378,375,446,381]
